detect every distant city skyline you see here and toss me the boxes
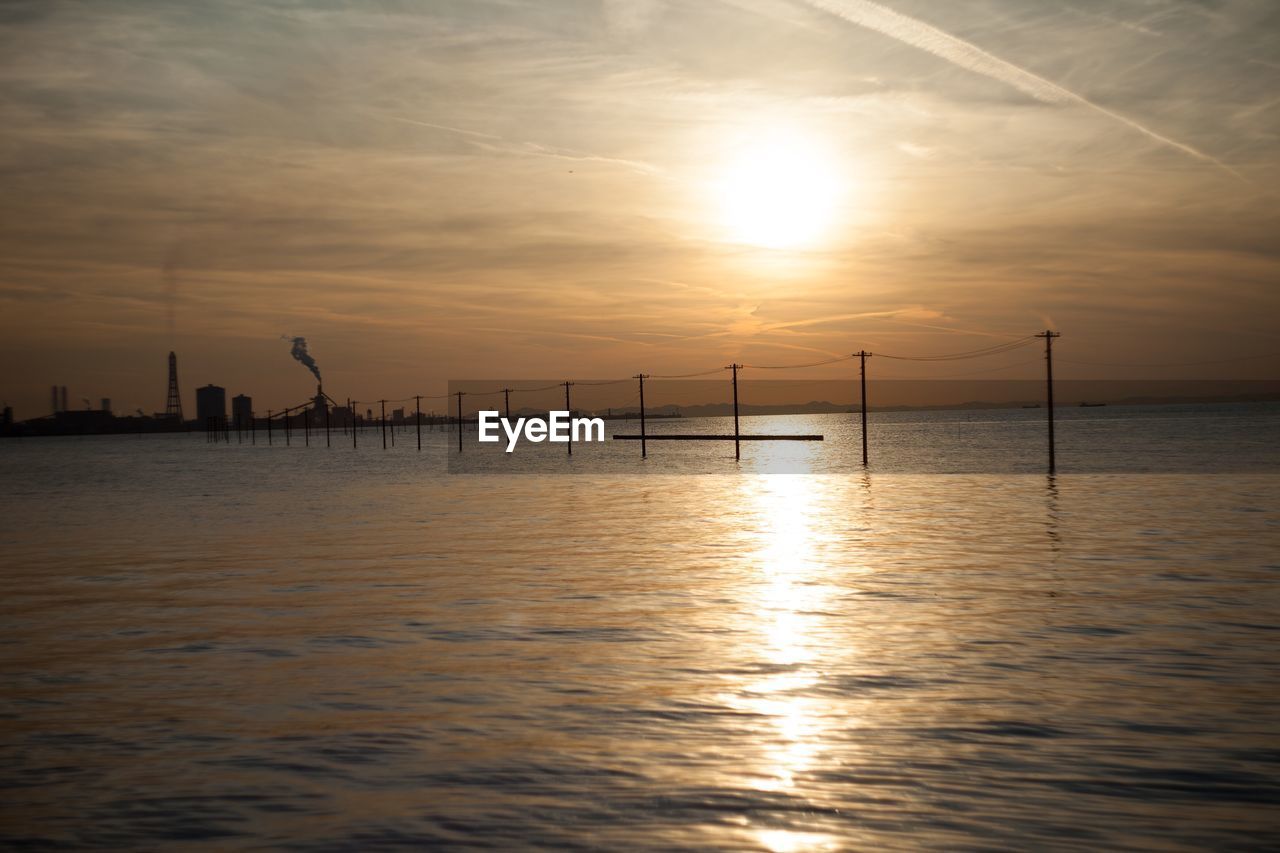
[1,1,1277,417]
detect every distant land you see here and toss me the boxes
[589,393,1280,420]
[6,383,1277,437]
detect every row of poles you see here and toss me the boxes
[210,331,1063,472]
[205,397,450,451]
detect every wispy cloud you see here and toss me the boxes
[380,113,660,174]
[798,0,1241,178]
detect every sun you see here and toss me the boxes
[715,129,846,250]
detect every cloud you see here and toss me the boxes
[798,0,1241,178]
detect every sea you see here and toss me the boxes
[2,403,1278,849]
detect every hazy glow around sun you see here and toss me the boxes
[715,128,847,250]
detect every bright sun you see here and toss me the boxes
[715,129,846,250]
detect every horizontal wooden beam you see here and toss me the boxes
[612,434,823,441]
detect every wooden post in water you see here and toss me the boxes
[304,407,310,447]
[285,409,291,447]
[634,373,648,458]
[267,410,272,445]
[726,364,742,460]
[455,391,466,452]
[251,413,255,445]
[562,381,574,456]
[856,350,871,466]
[380,400,387,449]
[1036,330,1060,473]
[325,401,330,448]
[415,395,422,451]
[351,399,357,449]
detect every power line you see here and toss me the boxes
[307,335,1073,411]
[648,368,724,379]
[876,337,1037,361]
[1057,351,1280,367]
[877,356,1044,379]
[742,354,854,370]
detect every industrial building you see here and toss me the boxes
[196,384,226,430]
[231,394,253,427]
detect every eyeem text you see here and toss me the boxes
[477,411,605,452]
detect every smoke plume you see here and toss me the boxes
[284,335,322,384]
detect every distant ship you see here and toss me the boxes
[1079,402,1107,407]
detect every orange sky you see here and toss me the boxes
[1,0,1277,417]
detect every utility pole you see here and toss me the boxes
[562,381,574,456]
[455,391,466,452]
[855,351,872,466]
[502,388,512,420]
[1035,330,1061,474]
[634,374,648,458]
[726,364,742,460]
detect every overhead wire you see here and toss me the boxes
[742,354,855,369]
[876,336,1037,361]
[270,335,1096,411]
[648,368,725,379]
[877,356,1044,379]
[1056,351,1279,367]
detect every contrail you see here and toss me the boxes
[283,335,322,384]
[382,114,659,175]
[800,0,1239,177]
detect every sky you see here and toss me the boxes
[1,0,1277,417]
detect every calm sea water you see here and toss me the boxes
[2,405,1278,849]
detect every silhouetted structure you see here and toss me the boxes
[101,398,111,415]
[196,384,226,430]
[165,351,183,421]
[60,386,68,413]
[310,386,328,425]
[232,394,253,426]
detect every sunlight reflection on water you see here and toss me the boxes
[1,428,1278,849]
